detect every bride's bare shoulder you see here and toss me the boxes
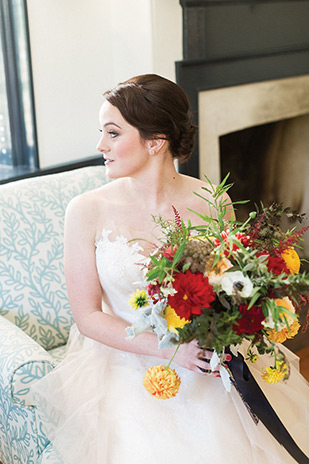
[180,174,215,196]
[65,179,122,221]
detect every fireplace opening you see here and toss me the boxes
[220,120,277,221]
[220,113,309,225]
[219,113,309,259]
[198,76,309,260]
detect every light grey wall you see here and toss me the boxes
[27,0,182,168]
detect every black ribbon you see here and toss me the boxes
[226,351,309,464]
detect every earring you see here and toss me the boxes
[149,148,155,155]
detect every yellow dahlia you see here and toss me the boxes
[165,305,190,333]
[143,365,181,399]
[281,248,300,274]
[128,289,149,310]
[262,362,289,384]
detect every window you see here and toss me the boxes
[0,0,38,181]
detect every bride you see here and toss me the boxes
[32,74,309,464]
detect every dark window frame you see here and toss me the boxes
[0,0,39,173]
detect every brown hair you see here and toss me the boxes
[103,74,197,163]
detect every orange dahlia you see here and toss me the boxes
[268,320,301,343]
[267,297,300,343]
[143,365,181,399]
[281,248,300,274]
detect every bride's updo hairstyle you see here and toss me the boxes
[104,74,197,163]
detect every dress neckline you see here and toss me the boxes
[95,228,149,258]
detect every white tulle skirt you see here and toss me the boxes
[32,324,309,464]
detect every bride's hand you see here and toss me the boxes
[172,341,231,377]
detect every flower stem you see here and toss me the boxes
[167,343,181,368]
[273,344,278,367]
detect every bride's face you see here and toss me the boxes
[97,101,150,179]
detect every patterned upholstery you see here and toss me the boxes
[0,166,110,463]
[37,442,62,464]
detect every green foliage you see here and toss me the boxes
[152,214,191,246]
[177,306,243,354]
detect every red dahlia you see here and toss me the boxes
[259,253,289,275]
[233,304,265,335]
[167,270,215,321]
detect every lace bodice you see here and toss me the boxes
[95,230,147,322]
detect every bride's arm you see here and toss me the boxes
[64,194,216,375]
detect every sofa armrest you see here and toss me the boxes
[37,441,62,464]
[0,316,55,407]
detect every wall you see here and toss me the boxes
[27,0,182,169]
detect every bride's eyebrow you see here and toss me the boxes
[104,122,121,129]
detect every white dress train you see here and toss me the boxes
[32,230,309,464]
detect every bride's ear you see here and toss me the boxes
[147,137,167,156]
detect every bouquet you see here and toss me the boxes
[126,175,309,399]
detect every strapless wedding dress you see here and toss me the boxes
[32,230,309,464]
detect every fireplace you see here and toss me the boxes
[199,76,309,249]
[176,0,309,349]
[176,0,309,238]
[177,1,309,174]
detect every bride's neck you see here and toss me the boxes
[125,160,181,209]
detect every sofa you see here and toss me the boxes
[0,166,110,463]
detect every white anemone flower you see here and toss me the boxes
[221,271,253,298]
